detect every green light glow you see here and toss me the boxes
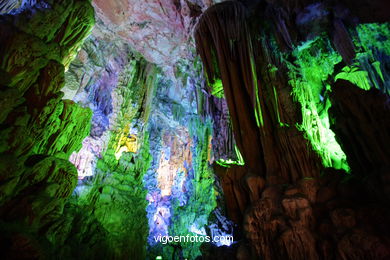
[86,132,152,258]
[165,118,217,259]
[350,23,390,94]
[250,52,264,127]
[273,86,281,125]
[355,23,390,57]
[287,36,350,172]
[272,86,289,127]
[235,145,245,165]
[216,145,245,168]
[210,79,224,98]
[335,64,371,90]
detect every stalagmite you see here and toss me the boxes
[0,0,389,259]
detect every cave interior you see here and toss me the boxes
[0,0,389,259]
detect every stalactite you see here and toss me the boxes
[206,96,237,162]
[195,1,266,175]
[1,0,389,259]
[196,1,390,260]
[286,36,349,171]
[195,1,321,183]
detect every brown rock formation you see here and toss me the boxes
[196,1,390,259]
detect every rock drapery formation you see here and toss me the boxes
[195,1,322,182]
[0,0,95,258]
[195,1,390,259]
[0,0,389,259]
[1,0,231,259]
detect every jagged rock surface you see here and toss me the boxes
[1,0,389,259]
[0,0,94,258]
[195,1,390,259]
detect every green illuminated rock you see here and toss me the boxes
[0,1,95,258]
[287,36,349,171]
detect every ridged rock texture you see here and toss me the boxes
[195,0,390,259]
[1,0,390,259]
[1,0,232,259]
[60,0,231,259]
[0,0,95,258]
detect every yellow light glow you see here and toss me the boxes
[115,133,138,160]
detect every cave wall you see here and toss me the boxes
[1,0,233,259]
[0,0,389,259]
[0,0,95,258]
[195,1,390,259]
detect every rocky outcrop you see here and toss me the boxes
[62,48,159,258]
[91,0,210,77]
[196,0,321,183]
[1,0,389,259]
[329,80,390,199]
[0,0,94,258]
[242,171,390,259]
[195,1,390,259]
[0,0,42,14]
[144,72,223,259]
[55,0,229,258]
